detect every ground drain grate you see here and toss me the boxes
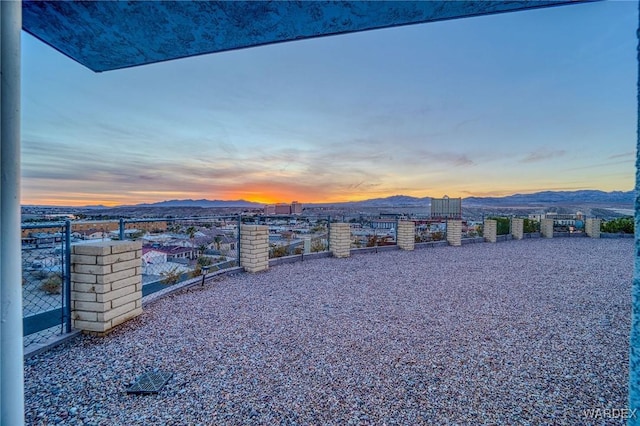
[127,371,173,395]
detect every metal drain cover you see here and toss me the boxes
[127,371,173,395]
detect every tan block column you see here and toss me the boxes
[484,219,497,243]
[240,225,269,273]
[71,241,142,334]
[512,218,524,240]
[446,220,462,247]
[330,223,351,258]
[541,219,554,238]
[397,221,415,251]
[585,218,601,238]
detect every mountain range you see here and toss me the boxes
[127,190,634,209]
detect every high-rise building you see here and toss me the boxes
[275,203,291,215]
[264,201,304,215]
[291,201,303,215]
[430,196,462,219]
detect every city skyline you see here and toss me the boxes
[22,1,636,207]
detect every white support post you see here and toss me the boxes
[1,1,25,425]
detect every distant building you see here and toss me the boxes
[371,219,396,230]
[275,203,291,215]
[291,201,303,215]
[264,201,304,215]
[430,196,462,219]
[143,244,196,260]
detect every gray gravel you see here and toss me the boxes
[25,238,633,425]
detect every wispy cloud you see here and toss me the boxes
[608,151,634,160]
[520,149,566,163]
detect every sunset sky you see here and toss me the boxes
[22,1,637,207]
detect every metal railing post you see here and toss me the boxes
[327,216,331,252]
[236,215,241,267]
[64,220,72,333]
[119,218,125,240]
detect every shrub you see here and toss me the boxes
[189,263,202,279]
[311,239,326,252]
[197,256,213,267]
[601,217,634,234]
[488,217,511,235]
[161,267,182,285]
[523,218,540,233]
[431,231,444,241]
[40,274,62,294]
[270,245,288,258]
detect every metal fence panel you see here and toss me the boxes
[22,222,71,346]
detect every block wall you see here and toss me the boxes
[585,218,602,238]
[541,219,554,238]
[512,218,524,240]
[71,241,142,334]
[330,223,351,258]
[397,221,415,251]
[240,225,269,273]
[484,219,497,243]
[446,220,462,247]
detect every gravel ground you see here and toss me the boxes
[25,238,633,425]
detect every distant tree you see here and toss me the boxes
[601,217,633,234]
[184,226,197,259]
[197,256,213,267]
[523,218,539,234]
[488,217,510,235]
[214,235,222,251]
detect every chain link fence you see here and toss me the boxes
[22,222,71,347]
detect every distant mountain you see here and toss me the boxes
[339,195,430,207]
[463,190,634,206]
[133,199,263,208]
[121,190,633,210]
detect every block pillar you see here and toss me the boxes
[446,220,462,247]
[71,241,143,334]
[240,225,269,273]
[484,219,497,243]
[397,221,415,251]
[330,223,351,258]
[512,218,524,240]
[585,218,601,238]
[541,219,554,238]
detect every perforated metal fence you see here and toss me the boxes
[249,215,329,259]
[22,222,71,347]
[119,216,241,296]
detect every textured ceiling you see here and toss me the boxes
[22,1,582,73]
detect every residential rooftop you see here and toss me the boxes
[24,238,631,425]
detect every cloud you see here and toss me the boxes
[608,151,634,160]
[520,149,566,163]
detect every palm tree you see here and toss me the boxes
[186,226,197,259]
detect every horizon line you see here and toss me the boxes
[20,188,634,209]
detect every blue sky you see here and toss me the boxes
[22,1,637,206]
